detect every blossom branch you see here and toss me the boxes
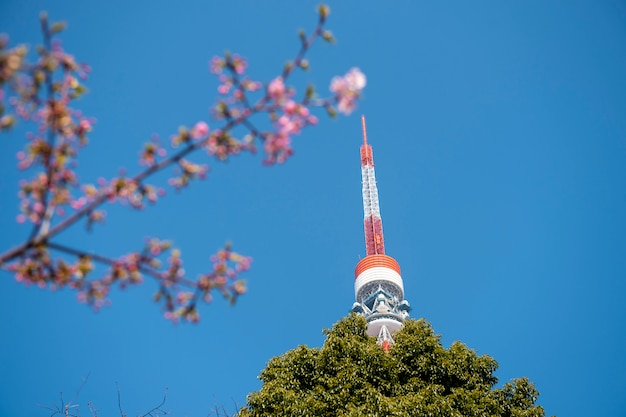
[0,4,364,323]
[30,12,60,242]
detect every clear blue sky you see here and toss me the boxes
[1,1,625,416]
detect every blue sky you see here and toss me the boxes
[1,1,625,416]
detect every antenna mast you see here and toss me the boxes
[360,115,385,255]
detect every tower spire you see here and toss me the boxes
[352,116,411,347]
[361,114,368,145]
[360,115,385,256]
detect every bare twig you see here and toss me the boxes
[87,401,99,417]
[69,371,91,407]
[140,388,169,417]
[116,381,126,417]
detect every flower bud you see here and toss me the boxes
[50,22,66,34]
[318,4,330,19]
[305,84,315,100]
[322,30,335,44]
[0,114,14,130]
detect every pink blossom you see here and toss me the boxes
[243,79,261,92]
[190,121,209,139]
[32,201,44,214]
[79,118,92,132]
[268,77,286,101]
[263,131,293,164]
[284,100,297,115]
[330,67,367,115]
[343,67,366,90]
[232,280,246,295]
[210,56,224,74]
[71,197,87,210]
[298,106,310,117]
[278,115,301,135]
[231,54,247,75]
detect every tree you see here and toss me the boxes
[239,314,545,417]
[0,5,364,323]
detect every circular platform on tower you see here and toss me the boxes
[366,316,404,337]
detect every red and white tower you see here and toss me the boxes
[351,116,411,351]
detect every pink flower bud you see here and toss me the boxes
[268,77,285,101]
[284,100,297,115]
[191,121,209,139]
[79,119,92,132]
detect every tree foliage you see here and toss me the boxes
[240,315,545,417]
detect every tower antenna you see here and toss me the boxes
[361,114,368,145]
[359,117,383,255]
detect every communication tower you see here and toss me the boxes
[351,116,411,351]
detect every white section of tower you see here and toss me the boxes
[376,324,396,345]
[368,319,403,337]
[361,165,381,219]
[354,266,404,302]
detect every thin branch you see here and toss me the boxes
[36,402,60,417]
[140,388,169,417]
[116,381,125,417]
[46,241,199,287]
[68,371,91,407]
[87,401,98,417]
[59,391,65,416]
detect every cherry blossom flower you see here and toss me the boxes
[268,76,286,101]
[190,121,209,139]
[330,67,366,115]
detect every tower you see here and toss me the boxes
[351,116,411,351]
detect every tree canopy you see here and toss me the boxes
[240,314,545,417]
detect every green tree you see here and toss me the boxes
[240,314,545,417]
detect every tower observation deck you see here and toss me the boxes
[351,116,411,350]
